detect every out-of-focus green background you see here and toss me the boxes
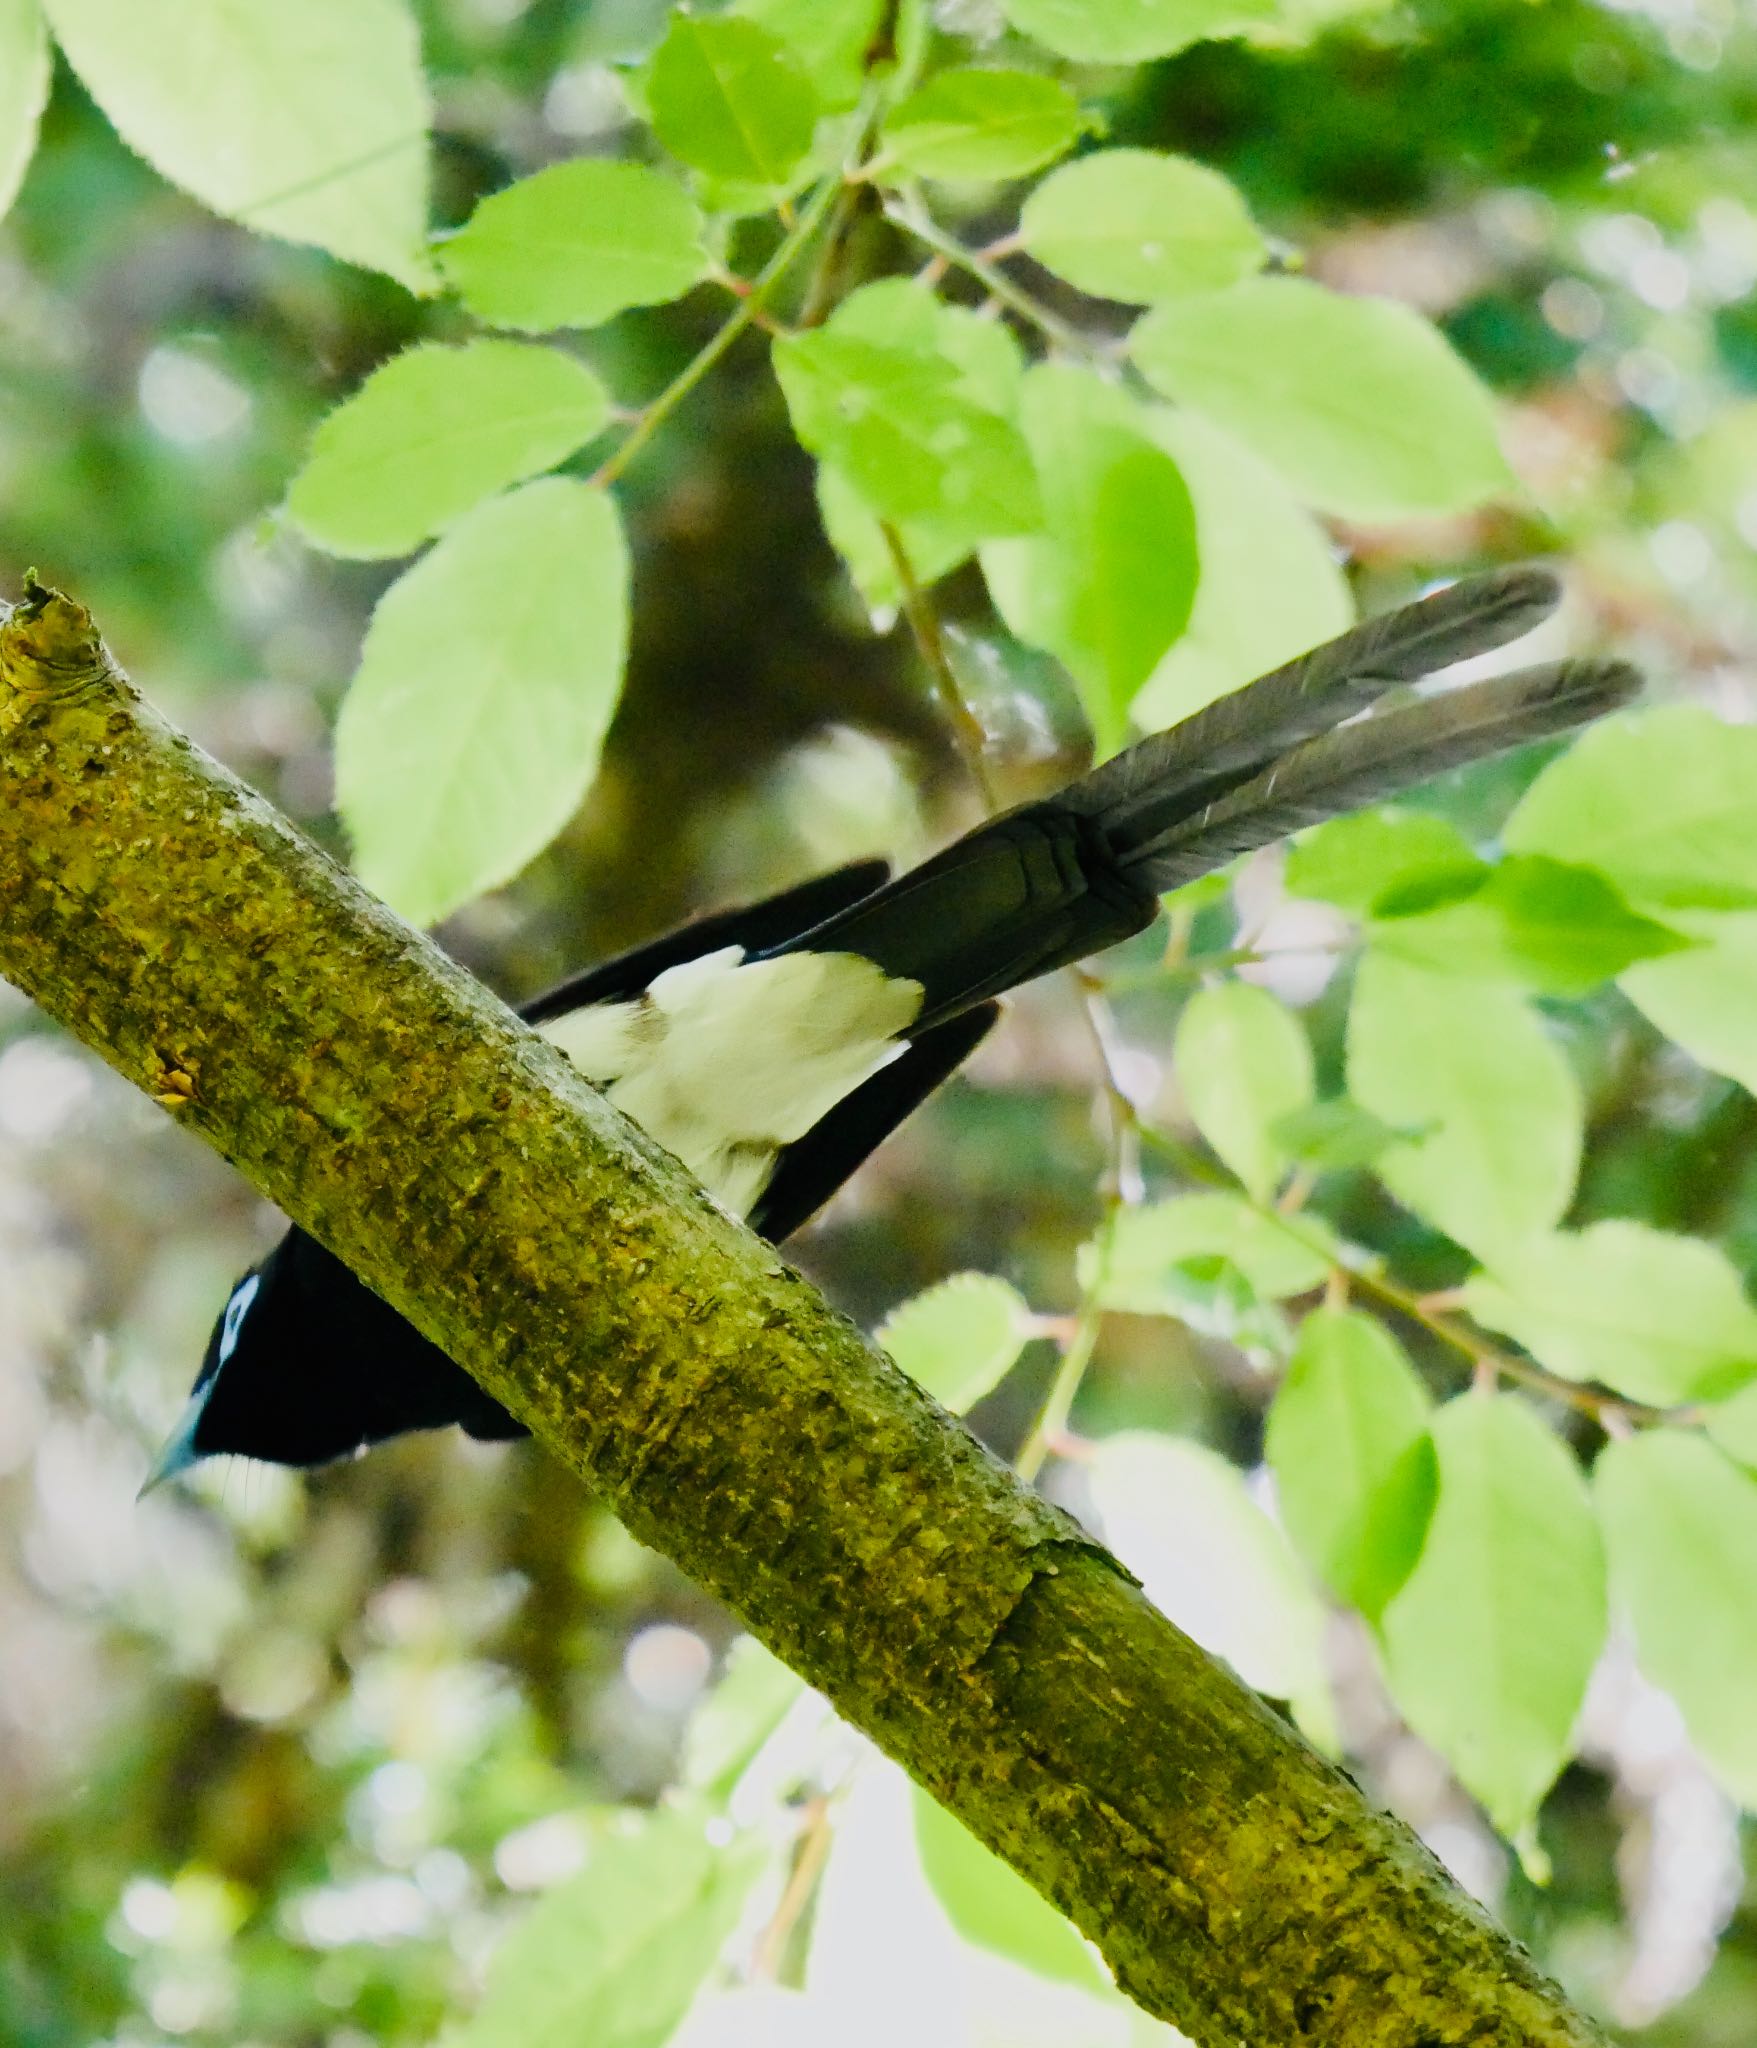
[4,1,1757,2042]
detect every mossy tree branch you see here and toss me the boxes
[0,582,1611,2048]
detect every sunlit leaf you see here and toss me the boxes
[439,159,710,331]
[877,68,1087,184]
[809,281,1033,608]
[732,0,883,111]
[1174,981,1314,1201]
[1081,1194,1335,1314]
[1347,951,1581,1260]
[285,341,610,559]
[0,0,49,224]
[1285,809,1485,917]
[1462,1222,1757,1407]
[644,14,819,187]
[1370,856,1686,997]
[877,1274,1030,1415]
[1381,1394,1606,1838]
[1705,1377,1757,1470]
[1270,1098,1414,1173]
[337,479,628,926]
[682,1637,808,1799]
[982,364,1195,753]
[1130,278,1511,520]
[1266,1310,1436,1619]
[456,1808,765,2048]
[815,470,976,613]
[42,0,434,287]
[1090,1432,1335,1741]
[1506,705,1757,911]
[1622,910,1757,1097]
[775,327,1039,535]
[998,0,1276,63]
[1019,149,1265,304]
[1130,409,1352,732]
[911,1786,1105,1991]
[1596,1431,1757,1807]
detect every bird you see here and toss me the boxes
[143,568,1637,1486]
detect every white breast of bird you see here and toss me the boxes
[538,945,924,1217]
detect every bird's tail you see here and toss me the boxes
[779,568,1639,1026]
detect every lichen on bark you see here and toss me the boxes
[0,582,1613,2048]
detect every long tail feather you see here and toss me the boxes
[1069,565,1562,855]
[1129,657,1641,893]
[785,572,1634,1024]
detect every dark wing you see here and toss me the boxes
[750,1005,999,1241]
[520,859,890,1023]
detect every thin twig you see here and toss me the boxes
[876,521,997,804]
[1129,1096,1679,1429]
[882,197,1106,361]
[592,176,843,488]
[752,1796,836,1981]
[1016,1281,1105,1484]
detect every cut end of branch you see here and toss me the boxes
[1,577,118,709]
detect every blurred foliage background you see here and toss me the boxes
[5,0,1757,2043]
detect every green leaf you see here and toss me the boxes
[1461,1222,1757,1407]
[732,0,882,112]
[42,0,433,287]
[0,0,49,223]
[682,1637,807,1799]
[1269,1098,1413,1173]
[1596,1432,1757,1807]
[1704,1376,1757,1470]
[1622,909,1757,1097]
[1174,981,1314,1201]
[1129,409,1353,733]
[1506,705,1757,912]
[1090,1433,1335,1740]
[877,68,1087,185]
[775,328,1039,536]
[1285,808,1485,918]
[998,0,1276,63]
[911,1787,1104,1991]
[877,1274,1030,1415]
[284,342,610,559]
[815,470,976,614]
[1130,278,1512,521]
[455,1809,765,2048]
[829,278,1027,411]
[1019,149,1265,304]
[439,160,710,332]
[1082,1194,1335,1314]
[1347,951,1581,1261]
[644,14,819,188]
[1381,1394,1606,1838]
[982,364,1196,754]
[1370,856,1687,997]
[809,281,1034,610]
[1266,1310,1436,1620]
[336,479,629,927]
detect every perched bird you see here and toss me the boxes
[144,569,1637,1485]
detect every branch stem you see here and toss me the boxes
[594,173,844,490]
[0,582,1615,2048]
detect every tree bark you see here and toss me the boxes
[0,582,1614,2048]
